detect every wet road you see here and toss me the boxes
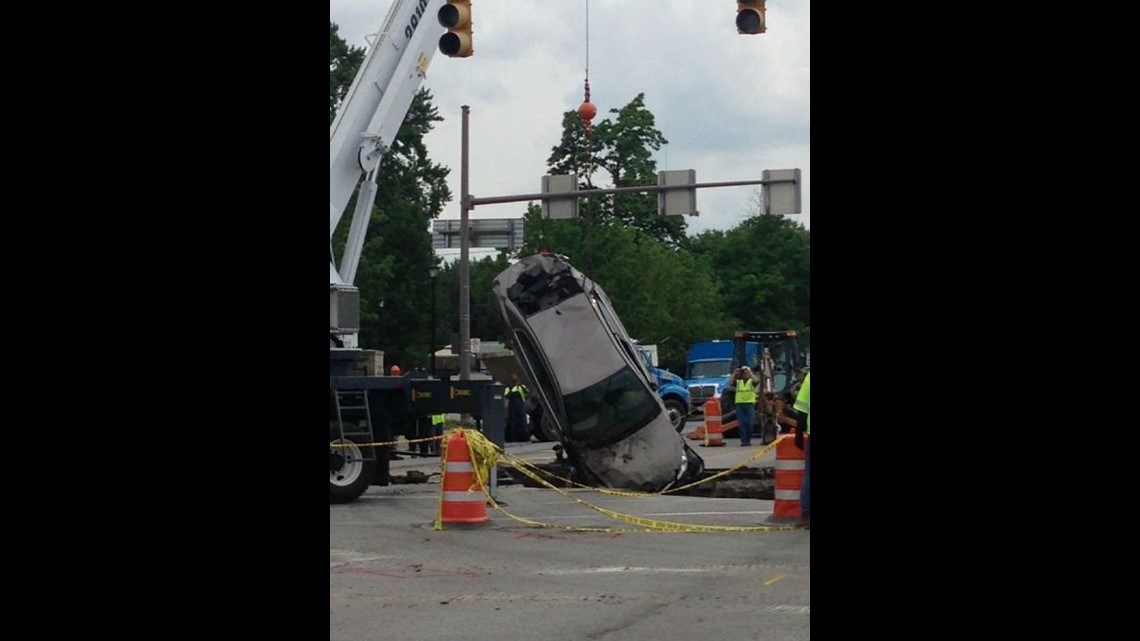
[331,419,810,641]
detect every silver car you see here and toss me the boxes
[491,252,705,492]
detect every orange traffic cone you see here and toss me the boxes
[772,430,809,519]
[701,397,725,447]
[438,430,488,524]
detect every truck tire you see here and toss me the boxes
[760,417,779,445]
[330,426,377,504]
[663,398,686,432]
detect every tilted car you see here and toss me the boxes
[491,252,705,492]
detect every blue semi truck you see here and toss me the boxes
[635,344,690,432]
[684,339,760,414]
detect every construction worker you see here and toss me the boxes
[504,375,529,442]
[429,413,446,456]
[389,364,401,376]
[793,371,811,529]
[728,366,759,446]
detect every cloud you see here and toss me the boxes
[330,0,810,235]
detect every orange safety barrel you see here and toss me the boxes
[438,430,488,524]
[773,431,809,519]
[701,397,725,447]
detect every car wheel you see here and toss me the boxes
[529,416,553,442]
[538,414,561,442]
[663,399,686,432]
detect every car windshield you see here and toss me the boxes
[688,360,731,378]
[564,365,660,446]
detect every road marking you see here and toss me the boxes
[332,521,437,525]
[513,510,773,521]
[542,567,713,574]
[642,510,773,516]
[329,551,400,568]
[764,574,786,586]
[333,591,809,612]
[538,565,801,575]
[759,605,809,614]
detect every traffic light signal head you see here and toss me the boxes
[736,0,767,35]
[438,0,474,58]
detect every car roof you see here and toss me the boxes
[525,291,627,394]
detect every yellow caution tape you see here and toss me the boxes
[339,427,796,534]
[663,435,788,494]
[487,453,792,533]
[442,429,793,533]
[493,434,789,498]
[330,434,445,449]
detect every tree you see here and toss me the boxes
[434,253,513,364]
[546,93,687,247]
[687,213,810,350]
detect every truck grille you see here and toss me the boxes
[689,385,717,403]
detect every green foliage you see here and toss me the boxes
[687,214,811,350]
[433,253,513,351]
[546,94,687,248]
[330,23,364,125]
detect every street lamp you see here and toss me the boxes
[429,267,439,378]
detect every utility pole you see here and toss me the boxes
[459,105,471,381]
[429,267,438,377]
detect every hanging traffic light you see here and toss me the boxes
[438,0,474,57]
[736,0,767,35]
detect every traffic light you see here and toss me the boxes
[736,0,766,35]
[438,0,473,58]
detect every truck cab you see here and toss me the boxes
[684,339,759,413]
[635,344,690,432]
[729,331,802,396]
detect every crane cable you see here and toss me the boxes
[581,0,596,277]
[580,0,595,141]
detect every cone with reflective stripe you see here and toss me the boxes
[772,430,808,519]
[438,430,488,524]
[700,397,725,447]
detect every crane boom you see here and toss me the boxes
[330,0,445,278]
[330,0,445,341]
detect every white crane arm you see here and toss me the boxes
[330,0,445,286]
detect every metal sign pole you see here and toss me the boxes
[459,105,472,382]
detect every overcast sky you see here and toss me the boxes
[330,0,809,260]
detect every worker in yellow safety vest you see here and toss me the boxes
[793,372,811,529]
[505,376,530,442]
[430,413,446,456]
[728,366,760,446]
